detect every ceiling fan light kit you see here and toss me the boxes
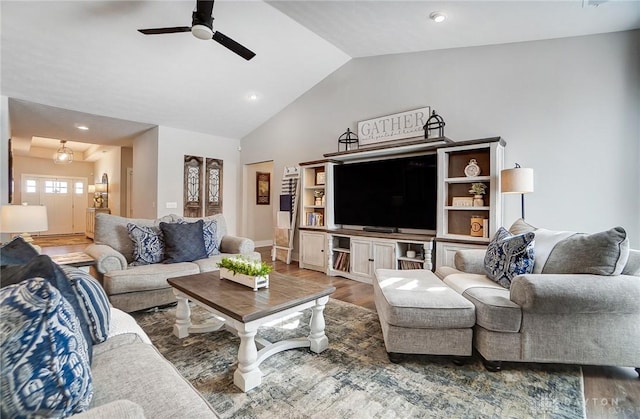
[192,24,213,40]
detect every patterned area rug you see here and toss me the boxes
[133,299,585,418]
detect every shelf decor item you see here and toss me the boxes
[470,215,484,237]
[501,163,534,219]
[337,128,359,152]
[464,159,481,177]
[452,197,473,207]
[217,257,272,291]
[314,189,325,206]
[468,183,486,207]
[423,110,445,139]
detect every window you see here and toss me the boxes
[25,179,37,193]
[44,180,68,194]
[74,182,84,194]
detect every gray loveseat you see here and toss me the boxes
[72,307,217,418]
[435,221,640,373]
[85,213,260,312]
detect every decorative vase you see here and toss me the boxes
[219,267,269,291]
[473,195,484,207]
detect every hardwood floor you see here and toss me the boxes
[41,242,639,418]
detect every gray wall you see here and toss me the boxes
[241,30,640,248]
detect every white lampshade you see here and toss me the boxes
[501,167,534,194]
[1,204,49,235]
[95,183,108,193]
[88,184,96,194]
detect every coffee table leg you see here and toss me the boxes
[308,295,329,353]
[173,293,191,338]
[233,323,261,392]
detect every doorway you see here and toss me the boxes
[21,174,87,235]
[242,161,274,247]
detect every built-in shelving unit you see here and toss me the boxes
[299,160,336,230]
[435,138,504,268]
[298,136,505,273]
[437,139,504,242]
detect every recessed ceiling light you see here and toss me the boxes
[76,125,89,131]
[429,12,447,23]
[247,93,259,102]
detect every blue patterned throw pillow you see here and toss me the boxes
[484,227,535,289]
[0,278,93,417]
[202,219,220,256]
[61,265,111,344]
[127,223,164,266]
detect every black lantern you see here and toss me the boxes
[423,110,445,139]
[338,128,359,152]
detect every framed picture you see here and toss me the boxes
[256,172,270,205]
[452,197,473,207]
[315,170,326,185]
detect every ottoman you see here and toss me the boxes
[373,268,476,361]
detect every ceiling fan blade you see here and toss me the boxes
[212,31,256,61]
[138,27,192,35]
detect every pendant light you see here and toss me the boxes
[54,140,74,164]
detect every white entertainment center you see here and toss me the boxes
[298,136,505,283]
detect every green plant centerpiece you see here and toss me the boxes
[468,182,487,196]
[217,256,272,277]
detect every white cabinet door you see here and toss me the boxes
[350,239,373,278]
[351,239,395,279]
[300,231,326,272]
[372,241,396,271]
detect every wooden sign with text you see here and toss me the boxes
[357,107,430,146]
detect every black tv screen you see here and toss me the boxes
[333,154,437,230]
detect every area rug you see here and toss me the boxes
[133,299,586,418]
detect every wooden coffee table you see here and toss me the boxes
[167,271,336,392]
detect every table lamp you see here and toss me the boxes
[0,203,49,243]
[501,163,534,219]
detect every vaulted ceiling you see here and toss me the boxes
[2,1,638,158]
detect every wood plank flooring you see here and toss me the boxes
[41,242,639,418]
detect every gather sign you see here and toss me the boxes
[357,107,430,146]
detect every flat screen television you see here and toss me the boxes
[333,154,437,231]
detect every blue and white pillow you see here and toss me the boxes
[127,223,164,265]
[61,265,111,344]
[484,227,535,289]
[202,219,220,256]
[0,277,93,417]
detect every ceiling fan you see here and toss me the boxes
[138,0,255,61]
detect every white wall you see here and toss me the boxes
[243,160,274,246]
[156,126,242,236]
[242,31,640,248]
[132,127,159,219]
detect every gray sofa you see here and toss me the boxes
[435,222,640,373]
[85,213,260,312]
[73,307,217,418]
